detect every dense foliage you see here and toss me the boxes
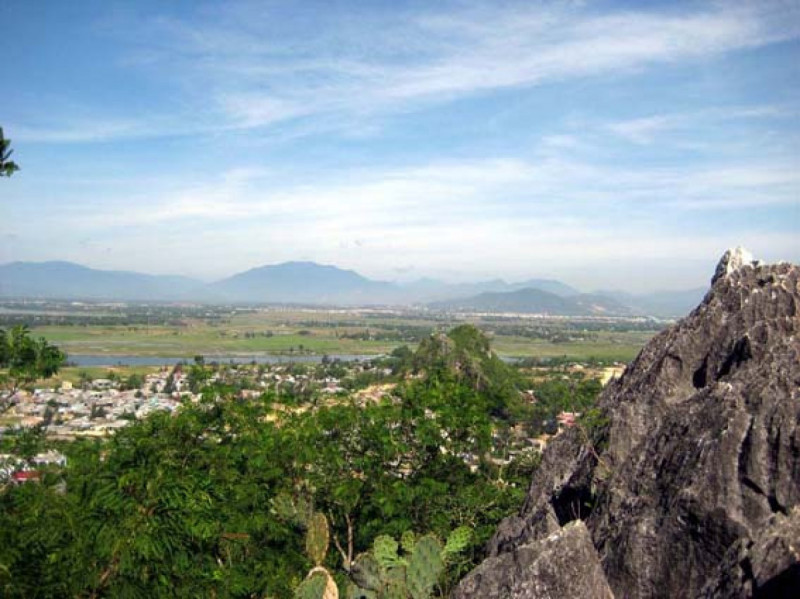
[1,325,66,412]
[0,325,562,597]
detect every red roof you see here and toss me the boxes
[11,470,41,482]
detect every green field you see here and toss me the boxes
[26,308,659,363]
[489,330,654,362]
[31,325,395,357]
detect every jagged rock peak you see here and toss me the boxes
[454,253,800,599]
[712,246,757,284]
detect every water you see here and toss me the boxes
[67,354,382,367]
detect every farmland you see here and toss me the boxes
[1,300,663,364]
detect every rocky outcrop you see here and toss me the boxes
[454,250,800,599]
[455,521,613,598]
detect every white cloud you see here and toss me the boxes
[6,146,797,289]
[45,153,797,273]
[23,206,795,291]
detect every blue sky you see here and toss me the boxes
[1,0,798,292]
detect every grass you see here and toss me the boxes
[31,325,394,357]
[491,330,653,362]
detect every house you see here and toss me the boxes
[33,450,67,467]
[92,379,114,390]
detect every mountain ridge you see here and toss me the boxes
[0,259,693,315]
[210,260,397,304]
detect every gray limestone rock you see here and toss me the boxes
[453,521,614,599]
[712,246,756,285]
[456,251,800,598]
[702,506,800,598]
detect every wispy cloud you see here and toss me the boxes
[202,2,798,132]
[606,115,683,145]
[10,120,144,144]
[605,104,795,145]
[14,0,799,143]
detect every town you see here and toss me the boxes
[1,358,385,439]
[1,349,624,487]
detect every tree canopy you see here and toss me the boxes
[0,325,66,412]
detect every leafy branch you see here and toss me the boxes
[0,128,19,177]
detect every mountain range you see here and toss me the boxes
[0,260,702,317]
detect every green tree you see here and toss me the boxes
[187,362,211,393]
[0,326,65,412]
[0,128,19,177]
[121,372,145,391]
[78,370,92,391]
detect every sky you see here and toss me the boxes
[1,0,798,292]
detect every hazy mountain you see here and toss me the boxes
[399,277,579,303]
[597,287,707,317]
[509,278,580,297]
[211,261,397,304]
[0,261,205,301]
[187,262,581,305]
[429,287,634,316]
[0,260,696,313]
[398,278,506,303]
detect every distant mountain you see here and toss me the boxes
[399,277,580,303]
[211,261,397,305]
[597,288,707,317]
[509,278,580,297]
[0,261,205,301]
[429,287,635,316]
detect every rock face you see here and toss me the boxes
[454,521,613,599]
[454,250,800,599]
